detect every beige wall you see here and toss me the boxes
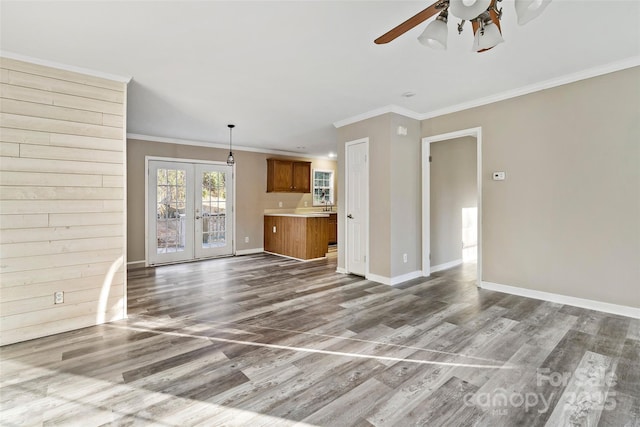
[430,137,477,267]
[390,114,422,277]
[336,113,422,280]
[423,66,640,308]
[0,57,127,345]
[127,138,337,264]
[337,114,392,277]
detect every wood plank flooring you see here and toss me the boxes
[1,253,639,426]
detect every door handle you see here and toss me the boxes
[195,216,201,219]
[347,214,354,219]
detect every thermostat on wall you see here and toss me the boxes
[492,171,506,181]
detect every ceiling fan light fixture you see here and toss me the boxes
[515,0,552,25]
[472,21,504,52]
[417,10,448,50]
[449,0,492,21]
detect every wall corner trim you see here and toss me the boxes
[480,281,640,319]
[0,50,133,83]
[127,133,331,160]
[333,104,422,128]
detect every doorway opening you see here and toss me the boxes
[462,207,478,262]
[422,127,482,285]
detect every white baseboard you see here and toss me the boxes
[236,248,264,256]
[480,281,640,319]
[263,251,325,262]
[336,267,348,274]
[127,260,146,268]
[367,270,423,286]
[430,259,463,274]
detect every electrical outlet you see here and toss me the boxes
[244,236,249,243]
[403,253,408,263]
[54,291,64,304]
[278,201,283,208]
[304,201,308,207]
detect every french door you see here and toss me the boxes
[148,159,233,266]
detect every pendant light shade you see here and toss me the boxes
[417,10,448,50]
[515,0,552,25]
[472,21,504,52]
[226,124,235,166]
[449,0,492,21]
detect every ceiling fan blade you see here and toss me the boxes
[374,1,445,45]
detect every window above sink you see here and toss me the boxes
[312,169,334,207]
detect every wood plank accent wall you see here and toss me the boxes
[0,57,128,346]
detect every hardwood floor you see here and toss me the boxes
[1,253,638,426]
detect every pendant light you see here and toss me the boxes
[226,124,235,166]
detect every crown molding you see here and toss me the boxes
[333,104,423,129]
[334,56,640,128]
[419,56,640,120]
[127,133,332,160]
[0,50,133,84]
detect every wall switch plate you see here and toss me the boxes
[403,253,408,263]
[54,291,64,304]
[273,226,277,233]
[492,171,506,181]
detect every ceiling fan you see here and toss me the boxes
[375,0,552,52]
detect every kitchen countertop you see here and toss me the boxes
[264,213,331,218]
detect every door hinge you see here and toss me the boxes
[429,155,432,163]
[364,255,366,262]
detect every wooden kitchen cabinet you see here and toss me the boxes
[327,213,337,245]
[266,159,311,193]
[264,214,328,260]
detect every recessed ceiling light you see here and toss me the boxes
[328,152,337,158]
[401,91,416,98]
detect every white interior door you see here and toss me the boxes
[148,159,233,265]
[195,163,233,259]
[345,139,368,276]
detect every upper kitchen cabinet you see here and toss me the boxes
[266,159,311,193]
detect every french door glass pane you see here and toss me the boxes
[156,168,187,253]
[201,170,227,248]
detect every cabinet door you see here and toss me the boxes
[268,159,293,192]
[327,214,337,244]
[264,216,284,254]
[292,162,311,193]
